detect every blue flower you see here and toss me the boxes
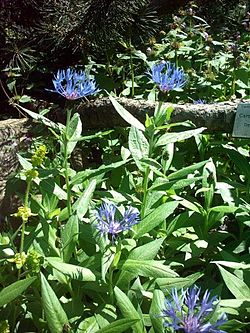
[51,68,99,100]
[162,287,227,333]
[194,99,206,104]
[95,202,140,240]
[149,61,186,92]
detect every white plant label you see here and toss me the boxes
[232,103,250,138]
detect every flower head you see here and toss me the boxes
[149,61,186,93]
[95,202,140,241]
[193,99,206,104]
[162,287,227,333]
[51,68,99,100]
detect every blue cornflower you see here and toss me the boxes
[194,99,206,104]
[162,287,227,333]
[51,68,99,100]
[95,202,140,240]
[149,61,186,93]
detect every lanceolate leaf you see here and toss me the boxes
[167,160,209,180]
[128,126,149,170]
[15,103,64,131]
[150,289,165,333]
[74,179,96,220]
[154,272,204,291]
[155,127,206,146]
[217,265,250,299]
[120,259,178,279]
[66,113,82,155]
[61,214,79,262]
[71,159,129,186]
[40,272,68,333]
[117,238,165,287]
[0,277,36,307]
[95,319,139,333]
[134,201,178,238]
[47,258,96,281]
[109,95,145,131]
[114,286,146,333]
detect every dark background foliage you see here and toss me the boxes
[1,0,249,69]
[0,0,249,118]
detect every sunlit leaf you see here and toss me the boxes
[0,277,36,307]
[40,272,68,333]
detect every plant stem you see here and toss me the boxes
[64,109,72,217]
[108,267,114,305]
[130,51,135,98]
[18,180,31,280]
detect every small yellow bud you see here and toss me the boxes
[31,145,47,167]
[13,206,33,222]
[0,320,10,333]
[8,252,27,269]
[24,169,39,180]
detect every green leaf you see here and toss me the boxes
[40,178,67,200]
[77,316,99,333]
[207,205,238,229]
[15,104,64,131]
[66,113,82,155]
[47,258,96,281]
[61,214,79,262]
[128,238,165,260]
[168,160,209,180]
[223,145,250,179]
[217,265,250,299]
[19,95,33,103]
[212,261,250,270]
[114,286,145,333]
[40,272,68,333]
[155,272,203,291]
[71,159,129,186]
[0,277,36,307]
[129,127,149,170]
[165,211,194,237]
[149,177,202,192]
[140,158,165,176]
[220,299,250,308]
[74,179,96,220]
[101,248,115,282]
[109,95,145,131]
[95,319,139,333]
[202,159,216,210]
[220,319,250,332]
[135,201,178,238]
[132,50,147,61]
[208,206,239,214]
[117,238,165,287]
[120,259,178,278]
[236,79,249,89]
[17,154,33,170]
[150,289,165,333]
[171,195,205,215]
[155,127,206,146]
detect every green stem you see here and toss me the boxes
[141,101,165,218]
[20,180,31,254]
[64,109,72,217]
[230,69,236,97]
[141,133,158,218]
[130,51,135,98]
[18,180,31,280]
[108,267,114,305]
[24,180,31,208]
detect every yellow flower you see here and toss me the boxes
[31,145,47,167]
[8,252,27,269]
[13,206,34,222]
